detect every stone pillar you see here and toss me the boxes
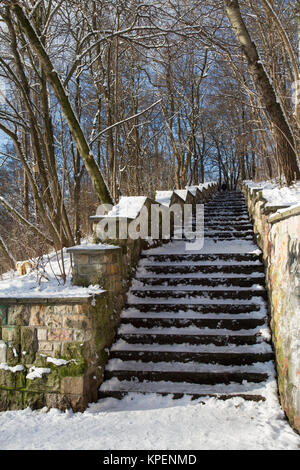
[67,245,123,293]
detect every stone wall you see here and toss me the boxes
[243,184,300,433]
[0,293,118,411]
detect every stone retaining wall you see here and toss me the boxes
[243,183,300,433]
[0,182,218,412]
[0,293,117,411]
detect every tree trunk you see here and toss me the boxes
[224,0,300,185]
[11,2,114,204]
[0,235,16,269]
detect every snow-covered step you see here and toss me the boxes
[139,264,265,276]
[140,253,261,262]
[139,260,262,266]
[202,231,253,238]
[127,302,265,314]
[135,277,265,288]
[117,332,264,346]
[118,324,268,337]
[136,272,265,279]
[129,289,268,301]
[106,359,274,374]
[99,377,270,401]
[109,349,274,367]
[121,308,267,320]
[204,203,247,207]
[121,317,265,331]
[104,368,269,387]
[104,358,272,387]
[203,223,253,230]
[204,211,249,217]
[131,284,265,291]
[111,340,272,354]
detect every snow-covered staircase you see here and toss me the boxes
[99,191,274,401]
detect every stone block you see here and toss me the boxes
[6,390,24,410]
[8,305,30,326]
[63,314,92,330]
[45,313,63,329]
[73,304,90,315]
[52,342,62,357]
[53,305,72,315]
[45,393,71,411]
[78,265,104,276]
[61,342,84,361]
[21,327,38,363]
[0,368,15,388]
[30,305,46,326]
[6,345,20,367]
[26,370,60,393]
[73,329,92,342]
[66,394,88,412]
[37,328,47,341]
[109,264,120,275]
[0,306,7,326]
[75,254,90,265]
[15,370,26,389]
[2,326,20,343]
[0,390,8,411]
[23,391,45,410]
[61,376,84,395]
[48,329,73,342]
[89,255,106,265]
[38,341,54,353]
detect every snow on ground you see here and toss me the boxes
[0,246,104,298]
[0,389,299,450]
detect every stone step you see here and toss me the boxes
[197,217,251,223]
[121,316,265,330]
[98,389,266,402]
[109,349,274,365]
[98,378,267,401]
[203,224,253,231]
[204,207,248,212]
[140,253,262,262]
[117,332,262,346]
[129,288,268,300]
[135,277,265,288]
[104,368,268,386]
[197,231,254,239]
[203,215,249,220]
[125,303,264,314]
[206,203,247,208]
[106,359,272,374]
[140,265,265,275]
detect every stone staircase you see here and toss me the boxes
[99,190,274,401]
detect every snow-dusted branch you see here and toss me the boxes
[90,99,162,145]
[0,196,54,246]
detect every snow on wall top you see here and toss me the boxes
[174,190,189,201]
[198,182,213,190]
[185,186,199,196]
[107,196,148,219]
[244,180,300,208]
[155,191,174,207]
